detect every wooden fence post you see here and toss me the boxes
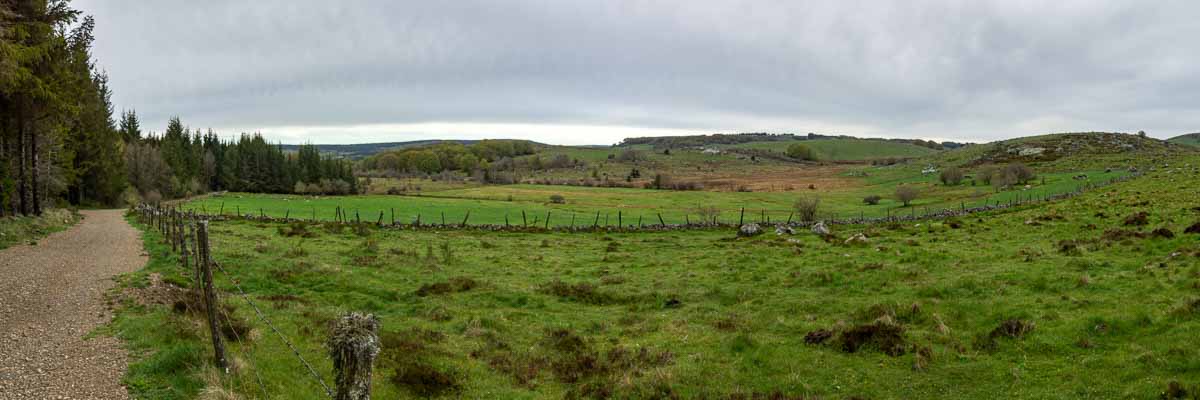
[197,221,228,372]
[328,312,381,400]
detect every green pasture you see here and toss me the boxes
[183,168,1129,226]
[117,154,1200,398]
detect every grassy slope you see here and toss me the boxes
[120,152,1200,399]
[724,138,939,161]
[1169,133,1200,147]
[0,208,80,250]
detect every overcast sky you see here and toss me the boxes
[73,0,1200,145]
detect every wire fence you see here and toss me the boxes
[173,173,1140,234]
[126,171,1140,398]
[133,205,381,399]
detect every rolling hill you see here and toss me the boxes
[279,140,477,159]
[1169,132,1200,147]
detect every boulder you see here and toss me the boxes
[811,221,831,236]
[775,225,796,235]
[738,223,762,237]
[844,233,869,245]
[1018,147,1046,156]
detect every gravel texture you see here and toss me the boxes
[0,210,146,399]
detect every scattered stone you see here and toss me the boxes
[811,221,831,237]
[737,223,762,237]
[843,233,869,246]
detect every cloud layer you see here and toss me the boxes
[75,0,1200,144]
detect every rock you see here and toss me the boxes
[844,233,869,245]
[775,225,796,235]
[1018,147,1046,156]
[811,221,831,236]
[738,223,762,237]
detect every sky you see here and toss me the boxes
[73,0,1200,145]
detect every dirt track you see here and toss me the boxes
[0,209,145,399]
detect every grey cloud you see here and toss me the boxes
[74,0,1200,143]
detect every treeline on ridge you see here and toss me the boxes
[359,140,539,175]
[620,132,966,150]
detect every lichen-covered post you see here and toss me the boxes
[197,220,228,372]
[328,312,380,400]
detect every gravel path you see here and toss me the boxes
[0,209,146,399]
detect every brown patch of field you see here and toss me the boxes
[676,165,862,192]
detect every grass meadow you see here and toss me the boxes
[181,168,1128,228]
[114,153,1200,399]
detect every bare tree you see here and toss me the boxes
[895,186,919,207]
[939,167,963,186]
[794,196,820,222]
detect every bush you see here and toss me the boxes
[977,165,996,185]
[863,195,882,205]
[617,149,642,162]
[895,186,919,207]
[119,187,142,207]
[549,194,566,204]
[786,144,816,161]
[144,190,163,204]
[1005,163,1036,184]
[939,167,963,186]
[694,205,721,224]
[794,196,820,222]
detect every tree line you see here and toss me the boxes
[127,115,357,203]
[360,140,537,175]
[1,1,355,216]
[1,1,125,216]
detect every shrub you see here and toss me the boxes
[939,167,964,186]
[794,196,820,222]
[786,143,815,161]
[1005,163,1036,184]
[895,186,919,207]
[617,149,642,162]
[144,190,163,204]
[549,194,566,204]
[977,165,997,185]
[862,195,882,205]
[694,205,721,223]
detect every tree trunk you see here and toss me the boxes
[31,117,40,215]
[17,102,28,216]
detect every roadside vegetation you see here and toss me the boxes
[0,208,79,250]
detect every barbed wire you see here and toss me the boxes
[172,172,1141,232]
[211,259,335,399]
[135,206,335,399]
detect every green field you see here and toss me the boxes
[722,138,939,161]
[183,168,1129,227]
[116,152,1200,399]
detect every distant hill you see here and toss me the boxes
[1168,133,1200,147]
[932,132,1191,168]
[720,138,939,161]
[279,140,477,159]
[620,132,967,150]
